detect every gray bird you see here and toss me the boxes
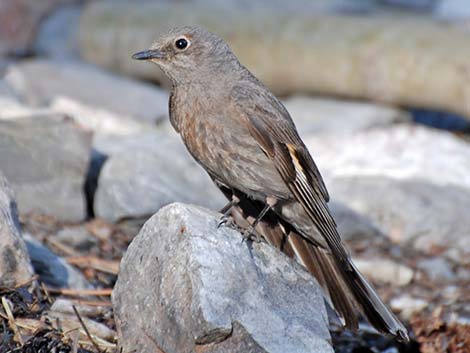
[132,26,409,341]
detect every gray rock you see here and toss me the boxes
[0,0,74,56]
[0,115,91,221]
[51,298,107,317]
[34,5,81,59]
[417,257,456,282]
[4,59,168,124]
[0,173,33,287]
[113,203,333,353]
[283,96,410,137]
[328,176,470,264]
[390,295,428,320]
[354,258,414,287]
[303,125,470,264]
[45,310,115,341]
[53,226,98,251]
[23,234,91,290]
[434,0,470,21]
[305,125,470,191]
[50,96,153,136]
[328,201,384,242]
[93,133,225,222]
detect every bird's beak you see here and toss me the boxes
[132,49,164,61]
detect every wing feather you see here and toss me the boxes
[230,84,409,340]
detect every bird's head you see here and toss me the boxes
[132,26,239,85]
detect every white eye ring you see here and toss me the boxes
[175,37,190,50]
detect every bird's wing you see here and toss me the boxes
[230,84,349,262]
[230,84,409,340]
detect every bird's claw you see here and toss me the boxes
[217,215,229,228]
[241,227,264,243]
[217,214,238,230]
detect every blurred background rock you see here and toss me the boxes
[0,1,469,352]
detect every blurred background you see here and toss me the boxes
[0,0,469,352]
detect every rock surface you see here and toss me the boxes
[93,133,225,222]
[354,258,414,287]
[304,125,470,263]
[113,203,333,353]
[50,96,153,136]
[329,177,470,264]
[0,115,91,221]
[79,2,470,118]
[0,0,73,56]
[284,96,410,136]
[417,257,456,283]
[306,125,470,190]
[33,5,82,59]
[0,173,33,287]
[4,59,168,124]
[434,0,470,21]
[23,234,91,290]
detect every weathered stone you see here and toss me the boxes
[303,125,470,263]
[417,257,456,283]
[33,5,81,59]
[46,310,115,341]
[434,0,470,21]
[284,96,410,136]
[328,177,470,264]
[0,115,91,221]
[93,133,225,222]
[50,96,153,136]
[390,295,428,320]
[0,0,74,56]
[328,201,384,242]
[4,59,168,124]
[354,258,414,287]
[305,125,470,191]
[51,298,107,317]
[23,234,91,290]
[113,203,333,353]
[79,2,470,118]
[53,225,98,251]
[0,95,51,121]
[0,173,33,287]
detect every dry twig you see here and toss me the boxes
[2,296,23,345]
[72,305,103,353]
[45,287,113,297]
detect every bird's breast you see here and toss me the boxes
[172,87,290,200]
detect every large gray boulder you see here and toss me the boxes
[23,234,91,290]
[4,59,168,124]
[0,173,33,287]
[328,177,470,265]
[305,125,470,263]
[0,0,75,56]
[33,5,82,59]
[93,133,225,222]
[113,203,333,353]
[284,96,410,137]
[0,115,91,221]
[305,125,470,190]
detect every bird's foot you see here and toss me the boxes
[217,214,234,228]
[241,226,264,243]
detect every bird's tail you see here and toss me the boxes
[247,211,408,341]
[223,189,408,341]
[281,228,409,341]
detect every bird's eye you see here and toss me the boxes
[175,38,189,50]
